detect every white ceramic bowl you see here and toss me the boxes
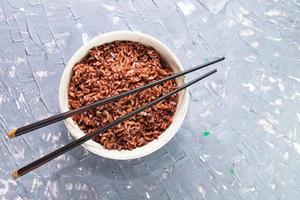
[59,31,189,160]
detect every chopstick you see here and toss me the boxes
[11,69,217,179]
[8,57,224,139]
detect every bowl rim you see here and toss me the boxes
[59,31,189,160]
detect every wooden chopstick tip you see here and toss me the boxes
[11,170,20,180]
[7,129,17,139]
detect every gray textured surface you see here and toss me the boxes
[0,0,300,199]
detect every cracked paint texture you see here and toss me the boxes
[0,0,300,199]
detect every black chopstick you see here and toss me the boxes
[8,57,224,139]
[11,69,217,179]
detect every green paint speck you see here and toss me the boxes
[229,168,235,176]
[204,58,209,63]
[202,131,210,137]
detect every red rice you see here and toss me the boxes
[68,41,178,150]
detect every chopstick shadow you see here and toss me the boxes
[48,130,141,181]
[49,153,141,182]
[49,124,185,182]
[49,137,175,182]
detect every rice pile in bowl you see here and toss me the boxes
[68,41,178,150]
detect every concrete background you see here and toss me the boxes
[0,0,299,199]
